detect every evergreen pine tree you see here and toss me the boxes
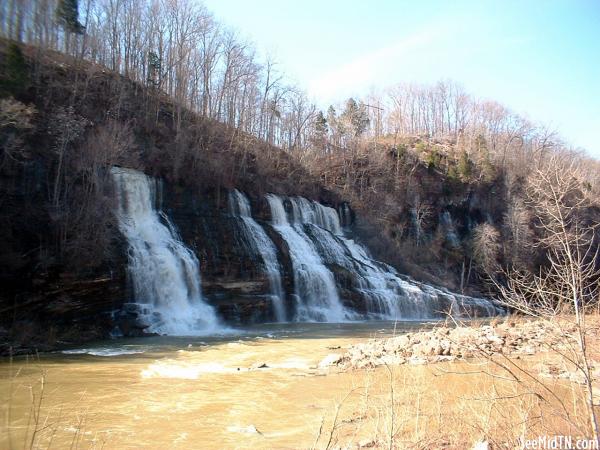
[312,110,328,150]
[327,105,342,143]
[56,0,85,34]
[314,111,327,136]
[457,150,473,181]
[341,98,369,137]
[0,43,28,97]
[425,148,441,170]
[147,51,161,87]
[475,134,495,181]
[447,164,460,182]
[326,106,337,130]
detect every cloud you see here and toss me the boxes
[307,23,452,102]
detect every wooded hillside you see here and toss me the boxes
[1,0,599,297]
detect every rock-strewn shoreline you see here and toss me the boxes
[330,319,581,369]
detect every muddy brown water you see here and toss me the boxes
[0,321,444,449]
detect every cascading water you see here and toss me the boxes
[339,237,485,318]
[228,190,286,321]
[283,196,416,318]
[288,197,343,235]
[111,167,220,335]
[440,211,460,248]
[275,195,500,320]
[338,203,353,229]
[266,195,351,322]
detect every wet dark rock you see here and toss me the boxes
[250,362,268,369]
[162,184,285,324]
[0,166,501,354]
[115,304,152,337]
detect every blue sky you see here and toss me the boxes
[203,0,600,158]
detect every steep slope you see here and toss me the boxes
[0,41,500,352]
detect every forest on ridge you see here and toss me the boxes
[1,0,599,304]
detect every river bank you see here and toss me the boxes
[329,316,600,369]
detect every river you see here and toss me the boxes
[1,321,434,449]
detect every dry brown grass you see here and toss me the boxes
[313,316,600,449]
[313,355,596,449]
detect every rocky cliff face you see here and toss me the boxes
[0,161,128,353]
[161,185,284,324]
[0,163,502,355]
[0,168,284,354]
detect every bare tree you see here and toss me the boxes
[502,199,533,269]
[0,98,36,165]
[493,155,599,444]
[471,223,501,274]
[412,200,433,246]
[48,106,90,207]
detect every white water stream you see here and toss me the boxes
[111,167,220,335]
[229,190,286,321]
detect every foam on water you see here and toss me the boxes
[61,348,146,356]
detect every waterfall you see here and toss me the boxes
[440,211,460,247]
[274,195,500,320]
[111,167,220,335]
[289,206,424,319]
[228,190,286,321]
[288,197,343,235]
[338,203,352,229]
[266,194,350,322]
[111,168,499,329]
[336,236,427,318]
